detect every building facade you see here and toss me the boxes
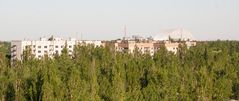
[11,37,103,61]
[115,40,196,55]
[11,36,196,61]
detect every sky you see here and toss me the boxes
[0,0,239,41]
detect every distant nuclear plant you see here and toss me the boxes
[154,28,194,41]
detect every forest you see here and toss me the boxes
[0,41,239,101]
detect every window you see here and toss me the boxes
[55,46,58,48]
[12,45,16,47]
[69,45,72,48]
[44,46,47,48]
[38,46,41,48]
[61,45,64,48]
[38,55,41,58]
[38,51,41,53]
[44,51,48,54]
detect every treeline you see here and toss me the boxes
[0,41,10,58]
[0,41,239,101]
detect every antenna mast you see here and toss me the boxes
[124,25,127,40]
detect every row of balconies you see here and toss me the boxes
[116,47,160,51]
[25,45,74,49]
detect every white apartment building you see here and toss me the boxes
[79,40,103,47]
[11,37,103,61]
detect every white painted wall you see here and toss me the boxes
[11,38,103,60]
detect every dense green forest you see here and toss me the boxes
[0,41,10,56]
[0,41,239,101]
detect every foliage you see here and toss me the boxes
[0,41,239,100]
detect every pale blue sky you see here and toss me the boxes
[0,0,239,40]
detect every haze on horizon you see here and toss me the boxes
[0,0,238,41]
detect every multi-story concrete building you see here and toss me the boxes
[79,40,104,47]
[163,41,179,53]
[115,40,156,55]
[11,36,196,61]
[115,40,196,55]
[11,37,103,61]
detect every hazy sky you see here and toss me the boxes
[0,0,239,41]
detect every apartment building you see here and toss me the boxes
[115,40,196,55]
[11,37,103,61]
[11,36,196,61]
[164,41,179,53]
[115,40,156,55]
[79,40,104,47]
